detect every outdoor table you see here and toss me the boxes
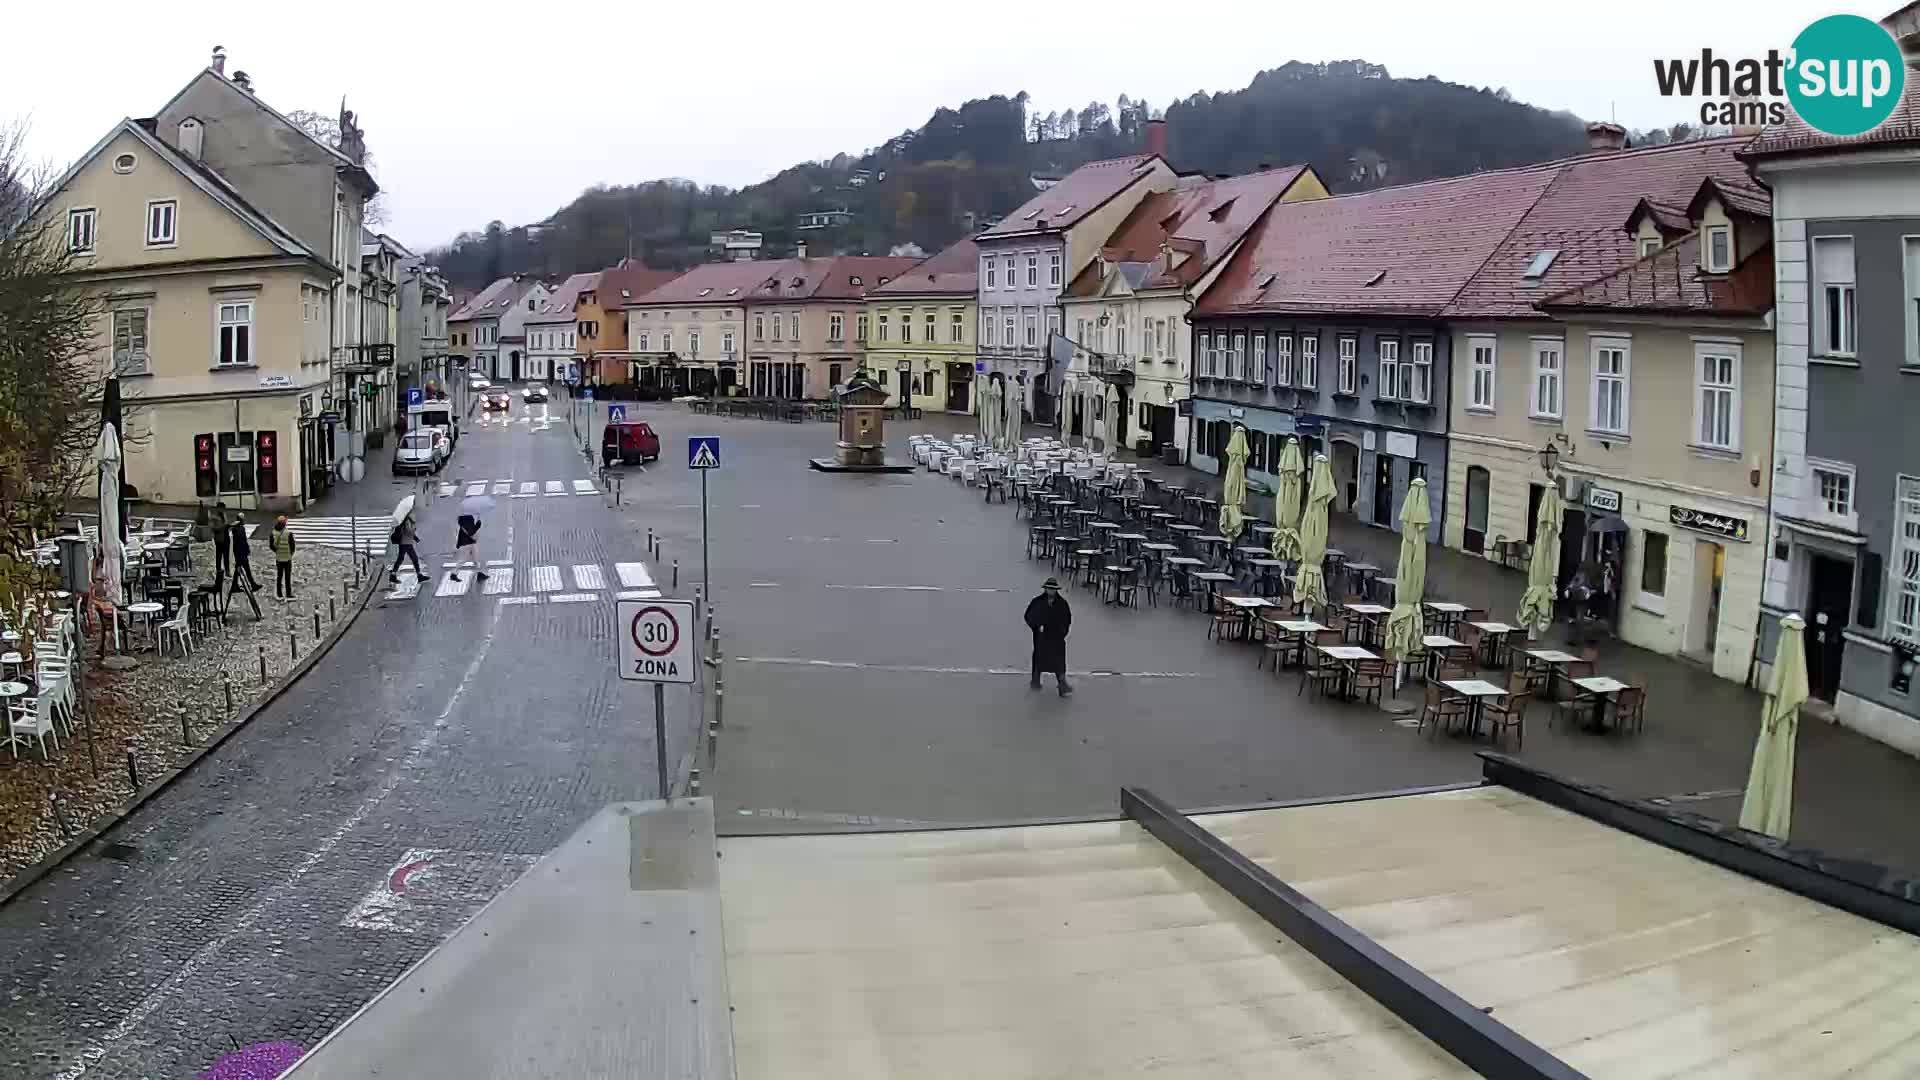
[1192,570,1235,612]
[1424,601,1469,636]
[1221,594,1272,639]
[1026,524,1057,560]
[1524,649,1583,698]
[1468,621,1519,667]
[1442,679,1509,737]
[1193,534,1230,556]
[1373,576,1397,604]
[1101,564,1138,605]
[1570,675,1631,731]
[0,679,28,751]
[1235,546,1269,559]
[1247,558,1288,597]
[1345,561,1380,593]
[1075,549,1104,587]
[127,601,164,652]
[1421,634,1464,681]
[1113,532,1148,558]
[1318,644,1377,700]
[1251,525,1278,539]
[1344,602,1391,647]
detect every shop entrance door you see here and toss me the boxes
[1373,454,1394,526]
[1806,553,1853,702]
[1687,541,1725,661]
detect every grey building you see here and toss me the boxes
[1747,78,1920,755]
[398,257,452,403]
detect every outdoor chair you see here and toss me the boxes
[1419,681,1469,738]
[157,608,194,659]
[1205,594,1239,642]
[6,694,60,760]
[1300,646,1346,701]
[1483,686,1533,748]
[1168,568,1196,610]
[1058,545,1087,582]
[1616,683,1648,733]
[1259,621,1296,672]
[1026,525,1055,561]
[1112,563,1141,609]
[1349,658,1388,706]
[1137,556,1163,608]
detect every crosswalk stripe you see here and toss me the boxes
[572,479,598,495]
[482,568,515,595]
[498,596,537,606]
[571,564,605,590]
[548,592,597,604]
[438,483,458,497]
[543,481,564,496]
[529,565,562,592]
[384,578,421,601]
[464,482,488,497]
[435,572,472,598]
[616,589,662,600]
[615,562,654,588]
[284,516,392,554]
[492,482,512,495]
[485,558,512,567]
[515,482,538,499]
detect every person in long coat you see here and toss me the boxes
[1024,577,1074,697]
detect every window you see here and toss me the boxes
[1232,332,1246,380]
[1590,338,1629,434]
[1639,236,1661,258]
[1378,339,1400,399]
[1026,254,1038,286]
[984,258,996,290]
[926,311,936,341]
[1812,463,1855,522]
[216,301,253,366]
[112,309,149,375]
[1203,333,1218,377]
[1048,252,1061,286]
[1409,341,1432,403]
[66,208,95,253]
[1252,335,1267,382]
[1115,320,1125,356]
[722,330,734,354]
[1273,335,1292,385]
[689,330,700,355]
[754,314,765,341]
[662,330,672,353]
[789,314,799,339]
[828,313,843,341]
[878,369,889,387]
[636,332,648,351]
[980,310,992,345]
[1299,336,1318,389]
[1814,236,1856,357]
[1530,339,1562,419]
[1004,314,1015,347]
[857,313,869,342]
[1695,343,1740,450]
[877,314,889,342]
[1468,336,1496,410]
[145,200,177,246]
[771,315,782,342]
[216,431,256,494]
[1895,477,1920,643]
[1641,532,1669,598]
[1705,225,1732,272]
[1153,319,1165,358]
[950,311,964,343]
[1907,237,1920,366]
[1002,258,1015,287]
[1337,336,1357,394]
[901,311,912,343]
[1025,312,1038,348]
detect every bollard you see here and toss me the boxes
[342,579,350,607]
[312,604,321,641]
[258,644,267,684]
[223,671,234,716]
[672,560,679,590]
[714,683,725,733]
[647,528,654,556]
[51,794,73,840]
[125,743,142,792]
[689,767,702,797]
[289,628,299,662]
[707,719,719,762]
[329,596,336,622]
[180,708,193,748]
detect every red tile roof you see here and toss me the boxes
[597,259,683,306]
[626,260,790,306]
[526,271,601,324]
[977,154,1166,239]
[1624,197,1693,238]
[1741,68,1920,158]
[1196,164,1561,318]
[745,255,921,302]
[869,238,980,296]
[1440,136,1756,319]
[1537,232,1774,317]
[1066,166,1313,297]
[450,276,540,322]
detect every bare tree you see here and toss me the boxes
[286,109,388,226]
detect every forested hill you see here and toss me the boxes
[427,60,1590,291]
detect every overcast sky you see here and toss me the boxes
[6,0,1821,253]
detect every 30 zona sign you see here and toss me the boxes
[617,598,696,683]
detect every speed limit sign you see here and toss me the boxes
[617,598,695,683]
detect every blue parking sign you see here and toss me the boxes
[582,387,594,401]
[407,387,423,407]
[607,404,626,423]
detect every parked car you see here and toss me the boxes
[522,385,550,404]
[485,390,513,412]
[602,420,660,467]
[394,429,449,474]
[468,375,492,391]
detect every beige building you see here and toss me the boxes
[864,239,980,413]
[743,255,919,399]
[620,260,765,396]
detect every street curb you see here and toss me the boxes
[0,569,384,910]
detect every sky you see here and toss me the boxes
[2,0,1827,253]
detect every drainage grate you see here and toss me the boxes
[96,842,141,862]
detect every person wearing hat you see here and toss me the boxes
[268,514,297,599]
[1024,577,1074,696]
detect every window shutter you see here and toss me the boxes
[1814,237,1855,284]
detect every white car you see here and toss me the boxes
[394,429,449,475]
[468,377,492,391]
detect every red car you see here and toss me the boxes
[602,420,660,467]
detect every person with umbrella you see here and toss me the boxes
[388,498,429,585]
[268,514,298,600]
[1024,577,1074,697]
[452,493,494,583]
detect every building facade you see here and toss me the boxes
[586,261,681,388]
[397,256,452,403]
[526,271,598,383]
[742,255,918,399]
[622,260,767,396]
[1747,80,1920,752]
[864,239,980,413]
[449,275,547,384]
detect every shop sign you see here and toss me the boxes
[1586,485,1622,513]
[1383,431,1418,459]
[1670,504,1751,542]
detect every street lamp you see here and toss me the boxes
[897,358,911,408]
[1538,440,1560,476]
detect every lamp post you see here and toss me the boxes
[1538,440,1560,477]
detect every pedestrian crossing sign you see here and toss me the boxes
[607,404,626,423]
[688,436,721,470]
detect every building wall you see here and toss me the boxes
[864,294,975,411]
[52,130,281,267]
[975,236,1063,388]
[1060,289,1190,453]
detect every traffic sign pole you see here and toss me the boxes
[653,682,668,800]
[700,470,710,609]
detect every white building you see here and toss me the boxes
[526,271,598,383]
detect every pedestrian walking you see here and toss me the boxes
[389,513,429,584]
[1024,577,1074,697]
[268,514,297,599]
[209,500,232,580]
[452,513,489,583]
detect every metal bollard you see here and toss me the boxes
[329,596,336,622]
[672,560,679,589]
[647,528,654,556]
[714,683,725,732]
[180,709,193,748]
[342,579,350,607]
[688,767,702,797]
[312,603,321,640]
[289,627,299,662]
[258,644,268,684]
[126,743,142,792]
[707,719,719,762]
[223,671,234,716]
[51,794,73,840]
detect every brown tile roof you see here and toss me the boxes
[526,271,601,324]
[745,255,922,302]
[1624,197,1693,238]
[977,154,1166,239]
[869,238,980,296]
[1536,232,1774,317]
[1741,69,1920,158]
[597,259,684,306]
[1440,136,1757,319]
[450,276,540,322]
[1067,166,1313,297]
[1687,175,1770,220]
[626,260,791,306]
[1196,164,1561,318]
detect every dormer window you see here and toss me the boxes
[698,287,713,297]
[726,287,740,296]
[849,276,863,286]
[1638,237,1661,258]
[1705,225,1733,273]
[1055,205,1074,216]
[1523,249,1560,280]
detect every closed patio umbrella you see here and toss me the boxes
[1292,453,1335,609]
[1004,379,1024,451]
[979,378,996,444]
[1740,613,1809,840]
[1269,437,1304,561]
[96,423,124,624]
[1517,482,1564,635]
[1382,477,1431,661]
[1218,425,1249,541]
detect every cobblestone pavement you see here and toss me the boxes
[0,394,690,1079]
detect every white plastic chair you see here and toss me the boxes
[34,667,73,733]
[8,694,60,760]
[157,609,194,659]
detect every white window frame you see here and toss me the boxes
[1003,314,1015,348]
[1895,475,1920,645]
[636,331,649,351]
[925,311,936,342]
[1115,320,1126,356]
[1204,332,1219,378]
[688,330,700,356]
[67,207,96,254]
[1807,458,1857,531]
[1529,338,1563,420]
[1905,235,1920,368]
[1589,336,1630,435]
[144,199,177,248]
[876,313,889,343]
[1813,235,1857,358]
[828,313,843,341]
[1273,334,1292,385]
[857,313,869,342]
[1002,257,1015,288]
[901,310,913,344]
[1705,225,1732,272]
[216,300,254,367]
[1299,336,1318,389]
[1231,332,1247,381]
[1025,312,1038,348]
[789,314,800,340]
[1046,309,1060,348]
[1693,341,1741,452]
[1154,319,1166,359]
[1337,336,1357,395]
[753,314,765,341]
[980,309,992,345]
[1409,340,1432,404]
[721,330,735,354]
[1026,254,1038,286]
[1048,251,1062,286]
[662,330,673,353]
[1638,236,1662,258]
[984,258,996,290]
[1252,334,1268,383]
[1467,334,1496,411]
[1378,339,1401,400]
[111,307,150,376]
[950,310,964,343]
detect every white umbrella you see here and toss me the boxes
[96,423,124,617]
[1004,380,1024,451]
[460,494,496,515]
[391,494,416,527]
[978,377,995,444]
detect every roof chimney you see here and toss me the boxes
[1144,118,1168,160]
[211,46,226,75]
[1585,121,1627,153]
[231,70,253,93]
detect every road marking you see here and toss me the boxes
[492,481,512,495]
[739,503,761,509]
[615,589,662,600]
[495,477,513,483]
[497,596,537,606]
[614,562,654,588]
[514,482,538,499]
[440,560,476,569]
[485,558,512,567]
[572,479,598,494]
[748,582,781,588]
[434,572,472,598]
[543,481,564,496]
[571,564,605,590]
[528,565,562,592]
[464,482,488,497]
[548,592,597,604]
[733,657,1206,678]
[817,583,1009,593]
[481,569,514,595]
[437,483,458,497]
[383,577,421,602]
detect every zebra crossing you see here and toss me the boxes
[383,560,662,606]
[436,478,599,499]
[282,516,394,556]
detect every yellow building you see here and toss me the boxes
[37,117,339,511]
[864,239,979,413]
